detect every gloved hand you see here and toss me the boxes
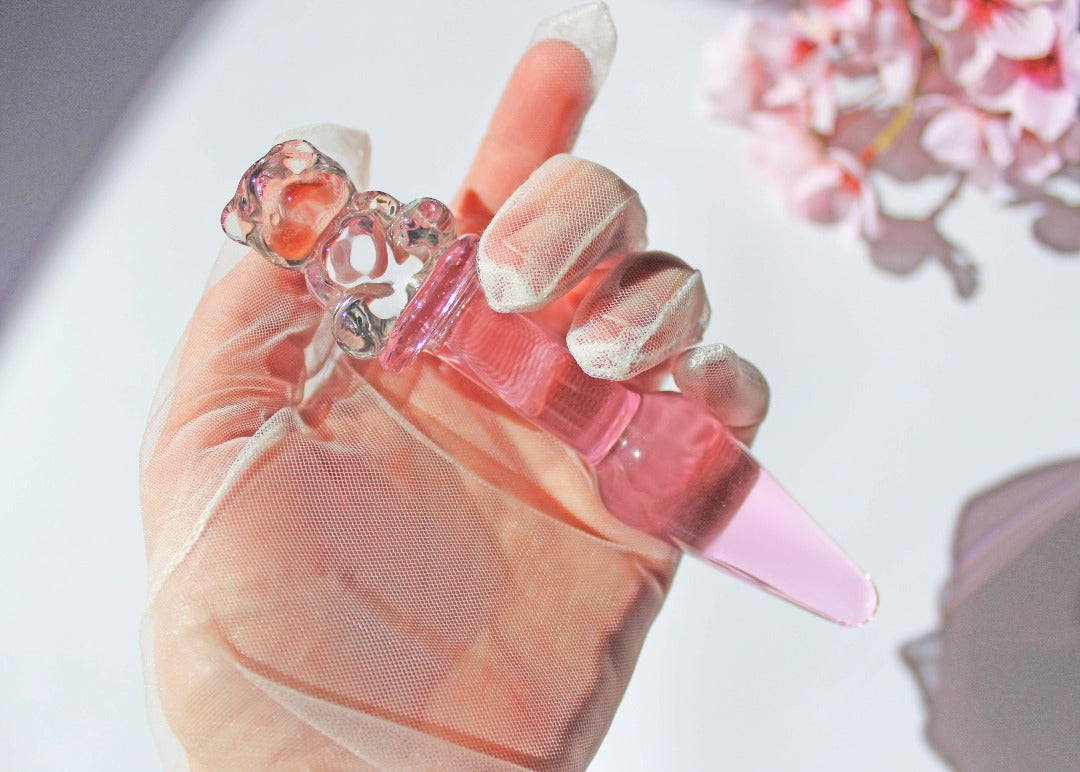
[140,4,769,769]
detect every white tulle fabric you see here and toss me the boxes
[529,1,616,94]
[477,155,647,314]
[141,241,678,770]
[672,344,770,433]
[568,251,710,380]
[140,82,766,772]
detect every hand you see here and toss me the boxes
[141,5,769,769]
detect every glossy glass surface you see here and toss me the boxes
[222,143,457,358]
[596,392,877,626]
[221,140,353,268]
[385,238,876,626]
[224,142,878,626]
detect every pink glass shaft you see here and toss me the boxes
[595,391,878,626]
[691,468,879,626]
[443,292,641,465]
[384,236,877,626]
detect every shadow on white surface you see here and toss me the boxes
[1,0,1078,768]
[905,459,1080,772]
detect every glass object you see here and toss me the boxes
[221,140,352,269]
[223,140,878,626]
[223,141,452,357]
[390,198,457,262]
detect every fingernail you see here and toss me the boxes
[568,253,709,380]
[673,344,771,429]
[274,124,372,190]
[477,155,647,313]
[477,258,536,314]
[531,2,617,94]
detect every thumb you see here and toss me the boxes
[151,125,371,454]
[142,125,370,565]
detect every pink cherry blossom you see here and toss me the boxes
[702,0,1080,296]
[1011,129,1068,184]
[754,120,881,237]
[834,0,924,106]
[921,102,1017,185]
[912,0,1059,84]
[966,8,1080,142]
[703,12,837,133]
[811,0,875,31]
[919,97,1070,189]
[791,148,880,237]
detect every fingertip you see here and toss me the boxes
[673,344,771,437]
[530,2,616,95]
[567,252,709,380]
[452,33,598,222]
[477,155,647,312]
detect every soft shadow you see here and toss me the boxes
[902,458,1080,771]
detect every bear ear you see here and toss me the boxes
[273,125,371,190]
[271,139,319,175]
[220,195,252,244]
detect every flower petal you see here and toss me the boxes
[922,107,983,168]
[986,6,1056,60]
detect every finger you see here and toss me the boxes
[156,126,372,447]
[566,251,709,380]
[159,252,325,447]
[451,2,616,234]
[672,344,771,445]
[477,154,647,312]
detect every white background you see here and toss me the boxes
[1,0,1077,768]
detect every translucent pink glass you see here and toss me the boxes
[383,236,877,627]
[224,141,878,626]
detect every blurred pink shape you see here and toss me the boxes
[834,0,923,106]
[812,0,874,31]
[867,213,977,295]
[1009,184,1080,254]
[965,0,1080,143]
[703,12,836,133]
[903,458,1080,770]
[755,120,880,238]
[912,0,1059,83]
[921,101,1066,185]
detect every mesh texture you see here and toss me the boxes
[140,9,772,764]
[141,246,677,770]
[477,155,647,314]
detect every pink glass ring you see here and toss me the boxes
[222,140,879,627]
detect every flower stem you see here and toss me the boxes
[860,99,915,165]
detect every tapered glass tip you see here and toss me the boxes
[681,467,879,627]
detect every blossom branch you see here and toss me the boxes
[704,0,1080,295]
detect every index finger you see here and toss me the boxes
[451,3,615,234]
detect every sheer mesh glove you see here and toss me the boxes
[140,4,769,769]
